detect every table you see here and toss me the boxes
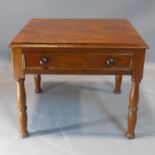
[9,19,148,139]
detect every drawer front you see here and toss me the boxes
[24,52,133,71]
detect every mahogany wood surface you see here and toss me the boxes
[9,19,148,49]
[34,74,42,93]
[17,79,28,138]
[9,19,148,139]
[24,52,132,70]
[114,75,122,94]
[126,80,140,139]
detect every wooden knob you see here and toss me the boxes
[40,57,48,66]
[106,58,115,66]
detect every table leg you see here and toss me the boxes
[126,79,140,139]
[17,79,29,138]
[34,74,42,93]
[114,75,122,94]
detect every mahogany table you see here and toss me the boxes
[9,19,148,139]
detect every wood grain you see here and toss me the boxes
[9,19,148,139]
[34,74,42,93]
[126,79,139,139]
[17,79,29,138]
[114,75,122,94]
[24,52,133,71]
[11,48,24,80]
[9,19,148,49]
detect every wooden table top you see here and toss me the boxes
[9,19,148,49]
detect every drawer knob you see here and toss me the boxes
[106,58,115,66]
[40,57,48,66]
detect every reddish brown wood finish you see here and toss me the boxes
[126,80,139,139]
[17,79,28,138]
[114,75,122,94]
[10,19,148,49]
[9,19,148,139]
[34,74,42,93]
[24,52,132,71]
[126,50,146,139]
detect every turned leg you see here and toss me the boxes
[17,79,29,138]
[126,79,140,139]
[34,74,42,93]
[114,75,122,94]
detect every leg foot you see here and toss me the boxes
[114,89,121,94]
[125,133,135,139]
[114,75,122,94]
[35,89,42,94]
[34,74,42,93]
[20,132,29,138]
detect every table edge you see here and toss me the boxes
[9,43,149,49]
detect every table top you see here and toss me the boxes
[9,19,148,49]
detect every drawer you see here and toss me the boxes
[23,52,133,71]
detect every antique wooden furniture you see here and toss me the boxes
[9,19,148,139]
